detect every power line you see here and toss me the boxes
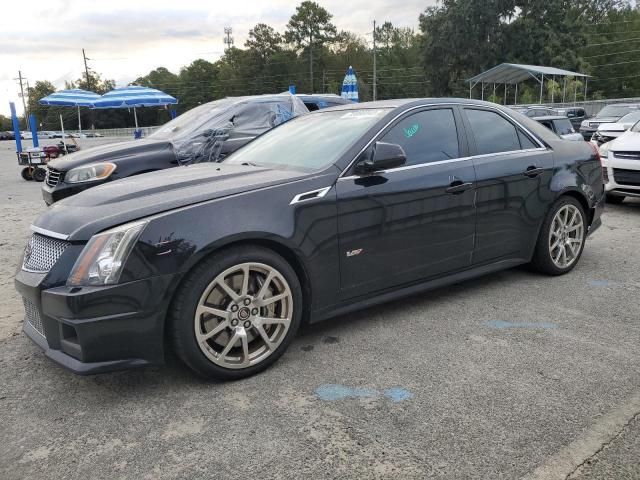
[591,58,640,68]
[586,36,640,47]
[591,72,640,81]
[584,47,640,58]
[584,29,640,36]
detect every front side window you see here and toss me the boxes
[465,109,521,155]
[379,108,460,166]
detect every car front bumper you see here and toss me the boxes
[15,269,176,374]
[602,159,640,198]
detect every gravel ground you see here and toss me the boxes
[0,139,638,479]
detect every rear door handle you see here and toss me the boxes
[523,166,544,178]
[445,180,474,194]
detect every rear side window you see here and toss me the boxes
[464,109,521,155]
[518,130,538,149]
[380,108,460,166]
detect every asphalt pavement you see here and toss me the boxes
[0,138,638,479]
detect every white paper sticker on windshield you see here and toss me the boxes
[339,110,387,119]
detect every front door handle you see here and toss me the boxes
[523,166,544,178]
[445,180,474,194]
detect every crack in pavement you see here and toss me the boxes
[566,409,640,479]
[524,391,640,480]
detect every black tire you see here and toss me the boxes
[530,196,587,276]
[606,194,625,205]
[20,167,33,181]
[169,245,303,380]
[32,168,46,182]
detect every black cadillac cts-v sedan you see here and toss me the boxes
[16,99,604,380]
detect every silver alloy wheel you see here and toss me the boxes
[548,204,584,269]
[194,262,293,369]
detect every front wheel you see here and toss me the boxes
[530,197,587,275]
[169,246,303,380]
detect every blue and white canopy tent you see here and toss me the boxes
[92,86,178,131]
[38,88,101,135]
[341,66,359,103]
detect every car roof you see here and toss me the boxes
[323,98,521,111]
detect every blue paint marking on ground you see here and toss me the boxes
[383,387,414,402]
[315,384,413,402]
[487,320,557,330]
[588,279,614,287]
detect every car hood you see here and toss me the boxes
[47,138,173,171]
[588,116,621,125]
[608,130,640,152]
[596,122,626,133]
[33,163,315,241]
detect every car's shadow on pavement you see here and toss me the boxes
[12,265,538,392]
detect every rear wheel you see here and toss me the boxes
[530,196,587,275]
[606,194,625,205]
[169,246,303,380]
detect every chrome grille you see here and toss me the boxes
[45,168,62,187]
[22,233,70,273]
[613,151,640,161]
[23,297,45,337]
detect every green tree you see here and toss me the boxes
[178,59,219,111]
[245,23,283,63]
[285,1,337,92]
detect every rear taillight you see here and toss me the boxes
[588,142,606,184]
[588,141,602,167]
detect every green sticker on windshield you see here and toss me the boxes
[404,124,419,138]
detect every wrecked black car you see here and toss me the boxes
[41,93,308,204]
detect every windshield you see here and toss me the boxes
[630,121,640,133]
[619,111,640,124]
[555,119,574,135]
[149,98,236,140]
[598,105,635,118]
[224,109,390,172]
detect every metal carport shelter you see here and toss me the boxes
[467,63,589,105]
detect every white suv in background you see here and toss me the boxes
[600,121,640,204]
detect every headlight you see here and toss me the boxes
[581,120,589,127]
[67,220,147,286]
[599,141,612,158]
[65,162,116,183]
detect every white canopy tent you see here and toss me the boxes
[467,63,590,105]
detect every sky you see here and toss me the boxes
[0,0,434,117]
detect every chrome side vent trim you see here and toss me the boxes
[290,186,332,205]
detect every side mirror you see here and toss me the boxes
[355,142,407,174]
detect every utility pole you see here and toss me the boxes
[372,20,377,102]
[14,70,28,128]
[82,48,92,90]
[223,27,234,51]
[309,33,314,93]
